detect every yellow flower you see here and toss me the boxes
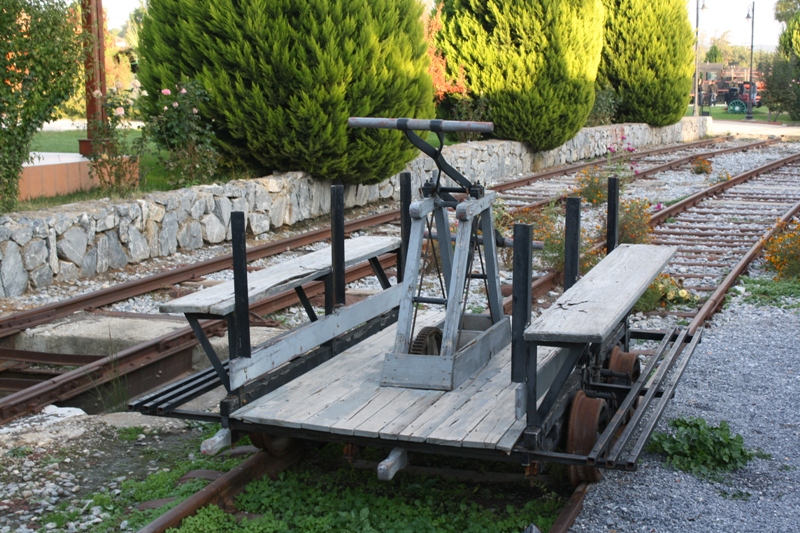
[667,291,675,300]
[679,289,688,299]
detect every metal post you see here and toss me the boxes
[230,212,251,359]
[511,224,533,383]
[606,177,619,254]
[693,0,701,117]
[564,197,581,291]
[398,172,412,283]
[746,2,755,121]
[330,185,346,309]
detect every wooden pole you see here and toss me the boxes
[79,0,107,156]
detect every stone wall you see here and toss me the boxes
[0,118,708,298]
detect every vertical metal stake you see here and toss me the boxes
[398,172,412,283]
[564,197,581,291]
[230,212,251,359]
[511,224,533,383]
[331,184,346,309]
[607,177,619,254]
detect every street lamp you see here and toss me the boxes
[693,0,707,117]
[746,2,755,120]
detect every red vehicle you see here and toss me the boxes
[725,81,761,113]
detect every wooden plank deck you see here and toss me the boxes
[233,313,559,452]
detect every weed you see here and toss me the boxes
[575,166,608,204]
[740,277,800,308]
[709,170,731,184]
[522,203,598,276]
[780,464,797,472]
[634,273,699,312]
[665,216,677,224]
[5,446,33,458]
[647,417,761,478]
[717,489,751,500]
[618,198,652,244]
[691,157,713,174]
[664,196,690,207]
[117,426,144,442]
[764,221,800,279]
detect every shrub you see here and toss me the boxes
[523,203,599,276]
[142,81,219,188]
[599,0,694,127]
[585,89,618,127]
[139,0,433,185]
[86,85,146,194]
[0,0,83,211]
[647,417,760,478]
[575,167,607,205]
[691,158,712,174]
[618,198,651,244]
[764,221,800,279]
[436,0,604,151]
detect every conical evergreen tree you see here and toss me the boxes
[138,0,433,184]
[436,0,604,151]
[599,0,694,127]
[779,14,800,57]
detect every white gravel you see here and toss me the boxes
[570,293,800,533]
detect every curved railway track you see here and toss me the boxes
[1,138,799,533]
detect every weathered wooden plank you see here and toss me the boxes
[350,388,438,439]
[396,354,511,443]
[495,418,526,452]
[301,382,384,433]
[425,360,517,447]
[524,244,676,344]
[161,236,400,315]
[376,393,447,440]
[462,386,520,449]
[328,386,409,436]
[231,285,402,389]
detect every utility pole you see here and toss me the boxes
[79,0,107,156]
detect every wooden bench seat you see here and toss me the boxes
[160,236,401,316]
[524,244,677,345]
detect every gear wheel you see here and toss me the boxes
[409,326,443,355]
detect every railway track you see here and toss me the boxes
[1,137,799,532]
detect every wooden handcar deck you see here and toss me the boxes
[232,314,561,452]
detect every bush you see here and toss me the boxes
[436,0,604,151]
[765,221,800,279]
[647,417,760,478]
[599,0,694,127]
[142,81,219,188]
[585,89,618,127]
[691,158,712,175]
[86,85,146,194]
[618,198,651,244]
[575,166,607,205]
[633,273,697,312]
[0,0,83,211]
[139,0,433,185]
[523,203,599,276]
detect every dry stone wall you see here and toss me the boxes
[0,118,708,297]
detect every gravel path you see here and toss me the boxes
[570,296,800,533]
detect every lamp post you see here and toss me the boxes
[746,2,755,120]
[693,0,707,117]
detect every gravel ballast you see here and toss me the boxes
[570,298,800,533]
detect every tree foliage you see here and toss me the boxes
[761,53,796,120]
[779,14,800,57]
[139,0,433,185]
[0,0,83,211]
[436,0,605,151]
[599,0,694,127]
[705,44,722,63]
[775,0,800,24]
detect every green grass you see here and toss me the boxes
[685,103,795,124]
[117,426,144,442]
[740,277,800,308]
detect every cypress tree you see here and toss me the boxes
[436,0,605,151]
[599,0,694,127]
[138,0,433,184]
[778,14,800,57]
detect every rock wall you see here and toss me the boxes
[0,118,708,297]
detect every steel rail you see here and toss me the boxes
[0,254,397,425]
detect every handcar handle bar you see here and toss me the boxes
[348,117,494,134]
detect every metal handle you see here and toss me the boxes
[348,117,493,133]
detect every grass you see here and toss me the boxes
[740,277,800,308]
[685,103,795,124]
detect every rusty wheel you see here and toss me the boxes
[250,433,293,456]
[566,390,609,486]
[608,346,641,384]
[409,326,443,355]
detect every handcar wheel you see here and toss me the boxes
[250,433,293,456]
[608,346,641,385]
[566,390,609,486]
